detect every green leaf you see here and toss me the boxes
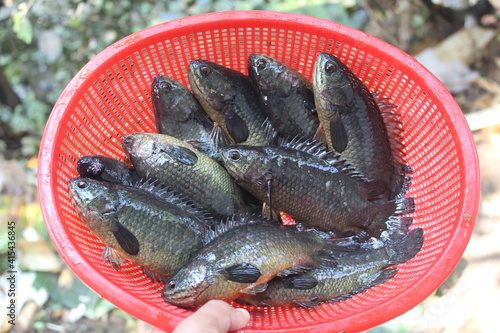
[13,10,33,44]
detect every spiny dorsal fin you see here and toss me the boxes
[278,136,370,183]
[262,118,279,146]
[133,178,214,225]
[203,214,275,245]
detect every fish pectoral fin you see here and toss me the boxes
[224,110,249,143]
[265,174,274,213]
[240,282,268,295]
[282,275,318,290]
[329,112,348,153]
[224,263,261,283]
[167,145,199,166]
[277,265,313,277]
[101,245,124,270]
[111,218,140,255]
[294,297,321,308]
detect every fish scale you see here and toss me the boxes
[313,52,406,200]
[237,228,424,308]
[221,141,400,235]
[122,132,248,220]
[68,178,210,283]
[162,216,342,308]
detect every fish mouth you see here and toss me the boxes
[162,287,204,308]
[68,178,95,218]
[121,134,137,155]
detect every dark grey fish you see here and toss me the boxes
[122,132,248,219]
[76,155,139,186]
[188,59,271,146]
[313,52,409,200]
[151,74,218,157]
[68,178,211,283]
[162,215,349,308]
[237,228,423,307]
[221,138,414,237]
[248,54,319,139]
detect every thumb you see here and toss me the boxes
[173,300,250,333]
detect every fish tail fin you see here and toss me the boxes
[374,267,398,285]
[388,228,424,265]
[367,193,415,238]
[390,164,413,200]
[395,196,416,215]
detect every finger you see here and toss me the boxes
[173,300,250,333]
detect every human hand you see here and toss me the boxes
[172,300,250,333]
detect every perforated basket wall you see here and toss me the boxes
[38,11,480,333]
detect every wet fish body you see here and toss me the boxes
[313,52,406,200]
[151,75,217,157]
[76,155,140,186]
[122,132,247,219]
[238,228,424,307]
[188,59,270,146]
[68,177,211,283]
[221,139,407,235]
[162,216,342,308]
[248,54,319,139]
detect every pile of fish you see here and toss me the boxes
[68,52,424,309]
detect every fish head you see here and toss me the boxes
[248,54,303,97]
[122,133,152,166]
[76,156,106,178]
[313,52,352,91]
[247,54,283,91]
[122,132,198,169]
[151,74,192,123]
[188,60,245,120]
[68,178,119,229]
[162,259,220,307]
[221,146,272,185]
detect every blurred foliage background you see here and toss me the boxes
[1,0,499,332]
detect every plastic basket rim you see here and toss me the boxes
[38,10,480,333]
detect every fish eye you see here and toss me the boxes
[77,181,87,189]
[160,81,171,92]
[229,151,240,161]
[167,281,176,290]
[256,58,267,70]
[200,66,212,76]
[325,61,336,74]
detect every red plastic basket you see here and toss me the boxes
[38,11,480,332]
